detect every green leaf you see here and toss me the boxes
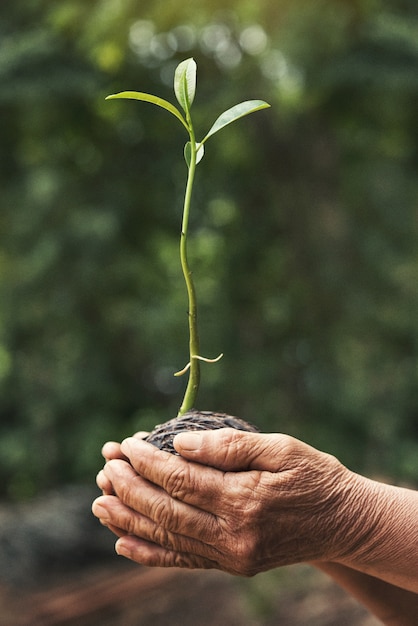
[201,100,271,144]
[174,58,197,113]
[184,141,205,167]
[105,91,188,131]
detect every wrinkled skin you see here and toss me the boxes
[93,429,368,576]
[93,427,418,625]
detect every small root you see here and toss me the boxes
[174,362,191,377]
[174,353,224,377]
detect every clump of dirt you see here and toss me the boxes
[145,409,259,454]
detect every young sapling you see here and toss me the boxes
[107,58,270,450]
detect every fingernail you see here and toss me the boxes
[174,431,203,451]
[92,502,109,520]
[115,540,130,558]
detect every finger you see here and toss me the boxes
[99,518,127,539]
[173,428,314,472]
[115,535,219,571]
[92,494,220,559]
[96,468,115,495]
[106,523,127,538]
[132,431,149,439]
[101,460,218,542]
[92,496,127,537]
[119,437,226,510]
[101,432,149,462]
[101,441,127,462]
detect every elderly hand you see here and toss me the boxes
[97,432,149,496]
[92,428,368,576]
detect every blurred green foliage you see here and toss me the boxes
[1,0,417,499]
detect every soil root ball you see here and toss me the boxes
[145,410,259,454]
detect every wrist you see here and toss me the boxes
[333,471,381,560]
[332,473,418,592]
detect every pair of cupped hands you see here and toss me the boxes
[92,426,372,576]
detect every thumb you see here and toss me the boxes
[173,427,287,472]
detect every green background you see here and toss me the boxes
[1,0,417,499]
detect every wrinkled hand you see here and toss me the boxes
[92,428,367,576]
[98,431,149,496]
[95,431,149,538]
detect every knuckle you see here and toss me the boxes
[221,429,254,468]
[125,513,139,535]
[150,493,172,525]
[237,537,259,576]
[169,551,193,569]
[149,492,183,536]
[219,517,260,576]
[163,462,192,500]
[115,478,132,503]
[153,524,172,549]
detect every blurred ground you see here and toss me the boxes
[0,487,382,625]
[0,561,382,626]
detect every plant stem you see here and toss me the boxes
[178,121,200,416]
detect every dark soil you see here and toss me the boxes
[145,410,259,453]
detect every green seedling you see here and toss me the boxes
[107,58,270,416]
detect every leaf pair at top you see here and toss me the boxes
[106,58,270,166]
